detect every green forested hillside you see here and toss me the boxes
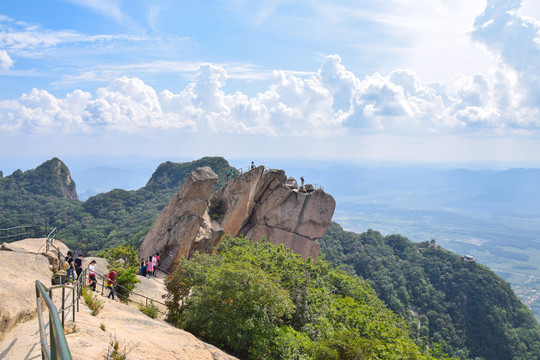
[2,157,540,359]
[0,157,78,200]
[319,222,540,360]
[165,235,454,360]
[0,156,232,251]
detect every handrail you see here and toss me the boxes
[35,280,73,360]
[88,268,168,316]
[33,260,168,359]
[37,263,168,342]
[0,225,48,241]
[237,165,256,174]
[45,228,64,259]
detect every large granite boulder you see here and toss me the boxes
[141,165,336,269]
[139,167,221,270]
[0,250,52,339]
[238,186,335,260]
[1,237,70,271]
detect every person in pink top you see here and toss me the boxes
[147,256,154,277]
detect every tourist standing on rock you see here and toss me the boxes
[65,251,75,284]
[88,260,97,291]
[148,255,154,277]
[251,161,255,170]
[75,253,83,280]
[106,270,117,300]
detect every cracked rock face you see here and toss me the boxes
[140,166,335,271]
[139,167,221,270]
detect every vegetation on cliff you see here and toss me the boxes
[164,235,455,360]
[318,222,540,360]
[0,158,78,200]
[98,244,140,300]
[0,157,232,252]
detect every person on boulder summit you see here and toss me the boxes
[65,251,75,284]
[106,270,117,300]
[88,260,97,291]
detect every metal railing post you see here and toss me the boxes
[49,310,56,358]
[61,287,65,327]
[35,280,72,360]
[72,285,75,322]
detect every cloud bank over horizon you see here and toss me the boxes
[1,0,540,162]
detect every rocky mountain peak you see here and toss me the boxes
[140,166,336,270]
[1,157,78,201]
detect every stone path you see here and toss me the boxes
[0,281,238,360]
[0,316,42,360]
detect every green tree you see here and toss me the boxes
[98,244,140,300]
[165,236,452,360]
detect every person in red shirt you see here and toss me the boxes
[155,253,160,272]
[106,270,117,299]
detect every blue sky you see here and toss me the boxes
[2,0,540,164]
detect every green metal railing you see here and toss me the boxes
[34,235,170,358]
[91,269,168,316]
[0,225,50,242]
[35,280,73,360]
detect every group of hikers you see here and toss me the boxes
[65,250,161,300]
[140,253,160,277]
[64,251,117,300]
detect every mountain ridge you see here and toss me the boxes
[2,157,540,359]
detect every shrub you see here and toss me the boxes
[99,244,140,300]
[106,336,133,360]
[82,286,103,316]
[139,300,159,319]
[208,197,226,223]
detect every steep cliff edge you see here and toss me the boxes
[140,166,336,270]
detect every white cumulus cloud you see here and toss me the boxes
[0,50,13,70]
[1,50,540,138]
[472,0,540,114]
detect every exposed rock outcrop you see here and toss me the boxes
[140,166,336,270]
[0,238,69,271]
[0,242,54,340]
[139,167,221,270]
[0,238,238,360]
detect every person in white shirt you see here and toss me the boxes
[88,260,97,291]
